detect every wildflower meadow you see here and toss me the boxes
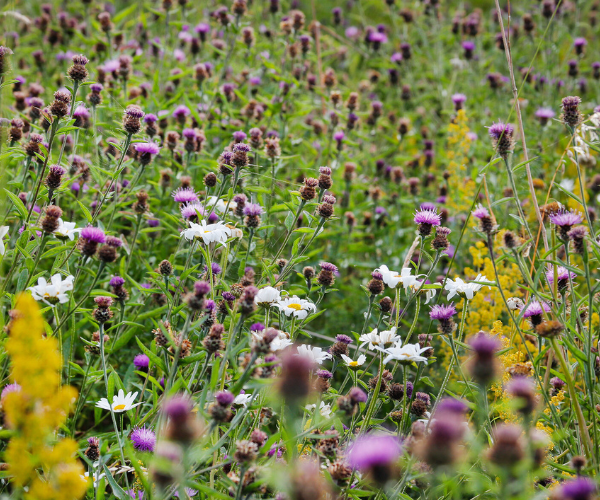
[1,0,600,498]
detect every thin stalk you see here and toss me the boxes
[359,352,384,436]
[99,324,130,490]
[550,336,593,459]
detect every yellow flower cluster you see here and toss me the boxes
[3,294,87,500]
[485,320,557,450]
[446,109,477,214]
[462,242,524,336]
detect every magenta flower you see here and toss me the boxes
[472,205,490,219]
[429,304,456,320]
[172,187,198,203]
[347,434,402,470]
[414,209,441,226]
[134,142,160,155]
[130,427,156,452]
[81,226,106,244]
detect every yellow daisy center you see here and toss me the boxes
[287,303,303,311]
[349,361,358,367]
[113,404,126,410]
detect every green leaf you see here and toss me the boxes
[284,211,294,230]
[102,465,129,499]
[76,199,93,223]
[4,189,28,219]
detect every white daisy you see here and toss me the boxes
[445,274,494,301]
[340,354,367,368]
[376,265,418,289]
[379,327,400,346]
[276,296,316,320]
[255,286,281,306]
[180,219,232,246]
[377,343,431,365]
[53,219,81,241]
[358,330,381,350]
[296,344,332,364]
[0,226,9,256]
[359,327,399,350]
[96,389,141,412]
[204,196,231,213]
[270,335,293,352]
[28,273,74,306]
[234,392,254,406]
[409,281,437,304]
[306,401,332,418]
[81,471,105,488]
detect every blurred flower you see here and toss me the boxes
[445,274,493,300]
[306,401,332,417]
[296,344,332,364]
[0,225,8,255]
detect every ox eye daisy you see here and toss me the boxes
[276,296,316,320]
[96,389,141,413]
[341,354,366,369]
[181,220,232,246]
[28,273,74,306]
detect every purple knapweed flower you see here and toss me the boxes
[133,354,150,372]
[430,304,456,320]
[243,203,263,216]
[81,226,106,244]
[130,427,156,452]
[172,187,198,203]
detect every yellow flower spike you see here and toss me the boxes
[3,294,87,500]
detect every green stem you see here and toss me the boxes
[99,324,130,490]
[360,352,384,436]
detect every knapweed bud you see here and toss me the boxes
[300,178,319,201]
[41,205,62,233]
[472,205,496,235]
[93,296,114,324]
[243,203,263,228]
[432,226,451,251]
[367,271,385,295]
[561,96,582,129]
[123,105,144,135]
[50,90,71,118]
[85,437,100,461]
[488,121,515,159]
[159,260,173,276]
[568,226,587,254]
[67,54,89,82]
